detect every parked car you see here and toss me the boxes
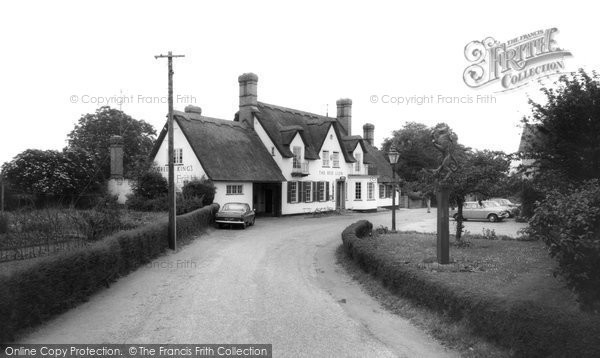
[488,198,520,217]
[450,201,509,222]
[215,202,256,228]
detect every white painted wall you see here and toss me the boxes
[213,182,253,209]
[152,120,207,191]
[107,178,133,204]
[281,125,352,214]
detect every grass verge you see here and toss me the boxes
[341,220,600,358]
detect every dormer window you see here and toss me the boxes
[292,146,302,168]
[332,151,340,168]
[355,153,362,172]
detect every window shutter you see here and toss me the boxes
[287,182,292,203]
[312,182,317,201]
[326,181,330,201]
[299,182,305,202]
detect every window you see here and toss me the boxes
[318,182,325,201]
[288,182,298,203]
[293,146,302,168]
[332,151,340,168]
[355,153,361,172]
[385,185,393,198]
[355,182,362,200]
[379,184,385,199]
[226,184,243,195]
[322,150,330,167]
[305,181,312,202]
[172,148,183,165]
[368,182,375,200]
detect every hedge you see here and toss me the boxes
[341,220,600,358]
[0,203,219,342]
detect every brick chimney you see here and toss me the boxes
[238,73,258,128]
[336,98,352,135]
[363,123,374,146]
[109,135,124,179]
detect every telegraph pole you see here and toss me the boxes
[1,175,5,213]
[155,51,185,250]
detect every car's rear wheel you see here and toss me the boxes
[488,214,498,222]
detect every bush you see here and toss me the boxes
[182,177,215,205]
[524,180,600,309]
[341,220,600,357]
[133,171,168,199]
[0,203,219,342]
[0,213,8,234]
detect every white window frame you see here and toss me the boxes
[355,182,362,200]
[318,181,325,201]
[305,182,312,202]
[172,148,183,165]
[293,146,302,169]
[332,151,340,168]
[355,153,361,172]
[289,182,298,203]
[226,184,244,195]
[367,182,375,200]
[322,150,330,167]
[379,184,385,199]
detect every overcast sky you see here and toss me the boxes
[1,0,596,167]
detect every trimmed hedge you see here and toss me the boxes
[0,203,219,342]
[342,220,600,358]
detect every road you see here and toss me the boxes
[18,209,523,356]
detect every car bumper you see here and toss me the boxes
[216,219,245,225]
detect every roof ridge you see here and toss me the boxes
[175,112,243,129]
[258,101,332,121]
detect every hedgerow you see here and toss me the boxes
[341,220,600,358]
[0,203,218,342]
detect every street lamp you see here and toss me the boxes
[387,149,400,231]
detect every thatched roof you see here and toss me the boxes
[251,102,355,162]
[150,111,285,182]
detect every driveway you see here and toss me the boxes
[18,210,465,357]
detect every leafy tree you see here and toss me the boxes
[67,106,156,180]
[520,69,600,185]
[0,148,101,203]
[381,122,439,184]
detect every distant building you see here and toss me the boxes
[148,73,398,216]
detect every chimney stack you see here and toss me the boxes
[109,135,124,179]
[363,123,374,146]
[238,73,258,128]
[184,105,202,115]
[336,98,352,135]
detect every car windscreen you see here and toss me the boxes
[222,204,247,212]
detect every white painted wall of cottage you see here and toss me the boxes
[153,120,207,191]
[213,182,253,209]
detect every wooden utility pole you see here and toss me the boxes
[155,51,185,250]
[1,175,5,213]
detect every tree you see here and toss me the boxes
[381,122,439,183]
[0,148,101,203]
[67,106,156,180]
[520,69,600,184]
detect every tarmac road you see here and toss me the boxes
[18,209,472,357]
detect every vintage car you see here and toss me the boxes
[215,202,256,228]
[450,201,509,222]
[488,198,520,217]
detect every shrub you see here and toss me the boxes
[341,220,600,357]
[133,170,168,199]
[0,203,219,342]
[182,177,215,205]
[524,180,600,309]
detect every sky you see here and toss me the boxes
[0,0,597,167]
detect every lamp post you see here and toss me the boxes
[388,150,399,231]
